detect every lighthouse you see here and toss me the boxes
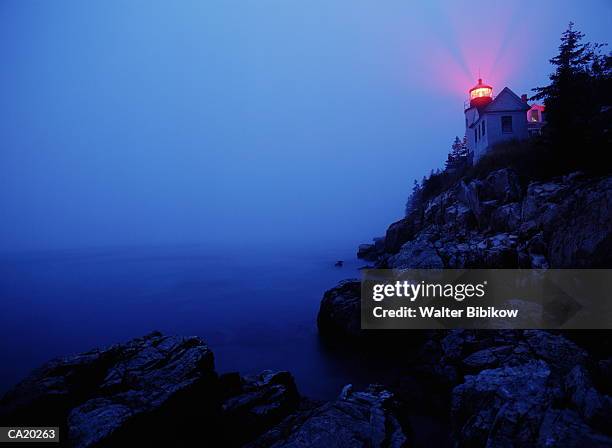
[464,78,530,162]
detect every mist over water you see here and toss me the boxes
[0,243,398,399]
[1,1,610,251]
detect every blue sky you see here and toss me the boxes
[0,1,610,251]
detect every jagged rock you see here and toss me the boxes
[457,180,481,224]
[479,168,522,203]
[547,177,612,267]
[0,333,302,447]
[248,385,407,448]
[438,232,519,268]
[0,332,219,447]
[537,409,612,447]
[406,330,612,446]
[379,171,611,270]
[377,169,611,271]
[388,236,444,269]
[440,330,470,362]
[456,169,521,227]
[66,335,220,447]
[517,174,612,265]
[524,330,588,373]
[521,180,568,233]
[317,280,361,339]
[424,189,457,225]
[461,345,514,373]
[519,232,551,268]
[451,360,554,447]
[437,330,530,368]
[490,202,521,232]
[384,217,418,254]
[220,370,300,446]
[444,203,476,232]
[565,365,612,432]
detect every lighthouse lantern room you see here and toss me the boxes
[468,78,493,108]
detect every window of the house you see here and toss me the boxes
[529,110,539,122]
[501,116,513,133]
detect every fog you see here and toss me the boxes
[1,0,610,251]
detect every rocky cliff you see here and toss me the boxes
[317,169,612,446]
[366,169,612,269]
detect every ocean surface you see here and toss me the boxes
[0,244,396,399]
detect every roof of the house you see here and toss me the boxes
[483,87,531,113]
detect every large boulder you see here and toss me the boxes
[317,280,361,340]
[384,217,418,254]
[0,332,218,447]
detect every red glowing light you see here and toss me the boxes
[469,79,493,100]
[468,78,493,108]
[410,2,530,100]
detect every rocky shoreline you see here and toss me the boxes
[0,332,408,447]
[314,168,612,446]
[3,327,611,447]
[2,169,612,447]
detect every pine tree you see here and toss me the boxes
[405,179,421,215]
[445,136,468,171]
[532,23,611,169]
[412,179,420,196]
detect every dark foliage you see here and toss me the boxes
[445,136,469,172]
[464,139,555,183]
[532,22,612,174]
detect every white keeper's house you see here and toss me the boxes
[464,78,545,162]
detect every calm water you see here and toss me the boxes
[0,244,394,399]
